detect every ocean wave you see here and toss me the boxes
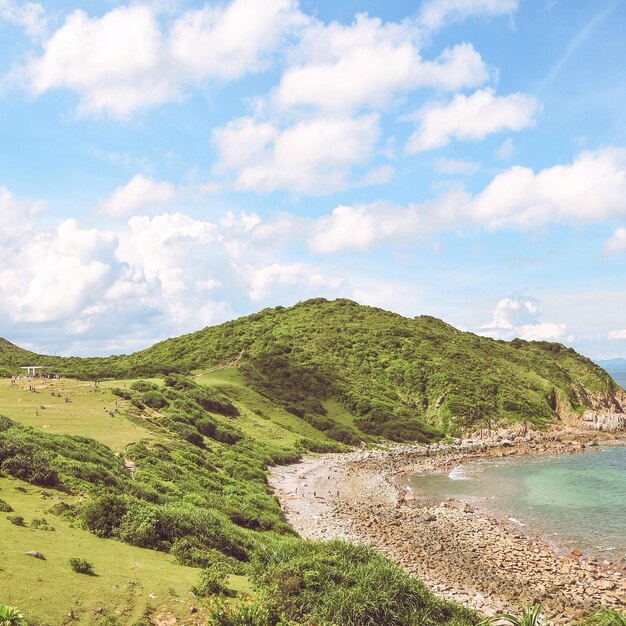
[448,465,470,480]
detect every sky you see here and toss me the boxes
[1,0,626,359]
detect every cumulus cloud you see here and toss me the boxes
[307,148,626,253]
[0,218,118,323]
[275,13,489,112]
[27,0,305,118]
[0,0,47,38]
[472,147,626,230]
[418,0,518,31]
[478,296,567,341]
[604,227,626,255]
[0,185,363,353]
[608,329,626,340]
[213,114,380,193]
[100,174,175,217]
[406,88,538,153]
[248,262,348,301]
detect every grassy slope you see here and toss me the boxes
[0,299,619,444]
[0,477,201,625]
[0,378,154,451]
[121,299,617,438]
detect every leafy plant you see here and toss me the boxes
[580,610,626,626]
[0,498,13,512]
[0,603,24,626]
[30,517,54,531]
[68,557,95,575]
[495,605,551,626]
[7,514,25,526]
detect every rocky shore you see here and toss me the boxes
[269,426,626,624]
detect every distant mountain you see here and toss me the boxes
[1,299,624,440]
[597,358,626,389]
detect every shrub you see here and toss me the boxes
[192,563,231,597]
[130,380,159,393]
[141,390,169,410]
[110,387,132,400]
[31,517,54,531]
[206,599,277,626]
[7,514,25,526]
[82,494,129,538]
[68,557,95,575]
[0,498,13,512]
[169,422,204,447]
[1,449,58,487]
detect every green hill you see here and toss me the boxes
[2,299,622,443]
[1,299,624,625]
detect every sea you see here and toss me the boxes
[400,445,626,562]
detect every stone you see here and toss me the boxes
[24,550,45,560]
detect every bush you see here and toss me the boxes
[82,494,129,538]
[68,557,95,575]
[0,498,13,512]
[141,390,169,410]
[0,449,58,487]
[7,514,25,526]
[130,380,159,393]
[31,517,54,531]
[192,563,231,597]
[110,387,132,400]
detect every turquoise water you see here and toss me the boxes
[401,446,626,561]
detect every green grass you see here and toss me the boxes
[0,379,154,452]
[0,477,209,625]
[197,368,330,446]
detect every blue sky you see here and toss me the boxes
[1,0,626,359]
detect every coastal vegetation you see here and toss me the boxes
[0,299,624,624]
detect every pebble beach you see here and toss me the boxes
[269,427,626,624]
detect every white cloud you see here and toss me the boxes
[169,0,305,81]
[275,13,489,112]
[479,296,566,342]
[307,148,626,253]
[473,148,626,229]
[495,137,515,160]
[29,5,172,118]
[0,218,118,323]
[418,0,518,31]
[604,227,626,255]
[0,0,47,38]
[608,329,626,340]
[100,174,175,217]
[27,0,305,118]
[434,157,480,175]
[213,114,380,193]
[406,88,538,153]
[248,262,348,301]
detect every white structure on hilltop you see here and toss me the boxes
[20,366,49,377]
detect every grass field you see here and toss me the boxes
[0,477,206,625]
[196,368,328,446]
[0,378,155,451]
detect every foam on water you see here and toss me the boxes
[448,465,470,480]
[402,445,626,560]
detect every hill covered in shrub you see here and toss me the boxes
[1,298,621,442]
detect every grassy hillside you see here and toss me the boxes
[0,372,480,626]
[1,301,624,625]
[1,299,620,443]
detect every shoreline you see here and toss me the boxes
[269,427,626,623]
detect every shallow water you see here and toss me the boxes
[401,445,626,561]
